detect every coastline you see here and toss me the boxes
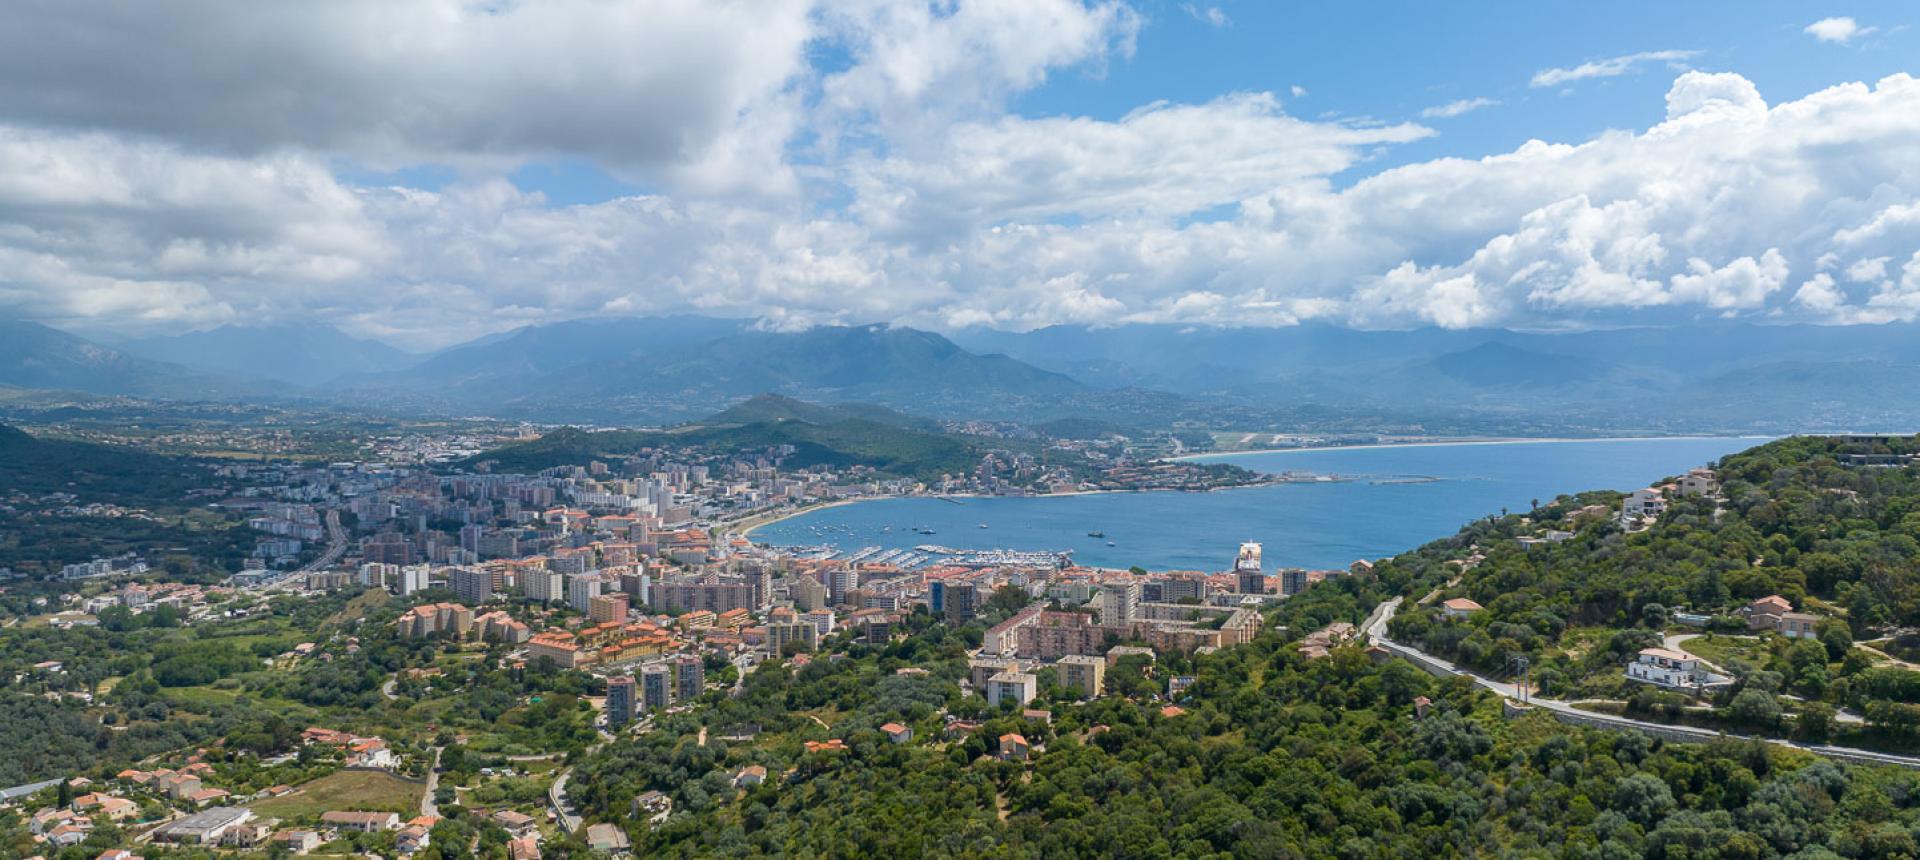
[1171,434,1773,462]
[734,434,1773,544]
[732,483,1276,540]
[731,497,879,539]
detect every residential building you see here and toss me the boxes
[397,564,431,596]
[1626,647,1732,691]
[589,592,630,624]
[1441,598,1483,619]
[1013,611,1103,660]
[449,567,493,605]
[1056,654,1106,698]
[986,671,1038,708]
[567,574,604,613]
[521,570,563,604]
[942,581,980,623]
[641,663,673,712]
[321,811,399,832]
[606,676,636,727]
[1096,581,1140,626]
[673,654,704,701]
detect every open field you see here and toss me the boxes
[250,769,424,820]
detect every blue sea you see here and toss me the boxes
[750,437,1771,572]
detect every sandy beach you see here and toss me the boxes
[1171,435,1772,462]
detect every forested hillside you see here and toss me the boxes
[1385,434,1920,744]
[568,585,1920,858]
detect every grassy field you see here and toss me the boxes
[250,769,424,821]
[1677,633,1772,669]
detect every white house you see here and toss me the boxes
[1625,647,1731,691]
[1621,488,1668,524]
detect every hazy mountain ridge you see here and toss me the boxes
[0,320,263,400]
[9,314,1920,433]
[117,324,421,386]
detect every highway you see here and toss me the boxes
[1363,596,1920,770]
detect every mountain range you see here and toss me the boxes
[6,314,1920,434]
[114,324,420,386]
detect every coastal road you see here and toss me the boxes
[1362,597,1920,769]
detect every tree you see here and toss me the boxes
[1796,702,1835,743]
[1728,690,1782,728]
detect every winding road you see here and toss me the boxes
[1364,597,1920,770]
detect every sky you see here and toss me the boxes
[1,1,1918,349]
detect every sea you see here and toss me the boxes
[748,437,1771,572]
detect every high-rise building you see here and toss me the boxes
[359,563,397,589]
[791,574,828,612]
[943,582,980,623]
[767,621,819,654]
[673,654,704,702]
[1280,568,1312,597]
[619,569,650,607]
[522,570,563,604]
[1096,581,1140,627]
[640,664,673,712]
[606,676,636,727]
[1234,541,1266,595]
[567,575,604,613]
[825,567,859,607]
[397,564,431,596]
[449,567,494,606]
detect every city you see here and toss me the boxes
[5,2,1920,858]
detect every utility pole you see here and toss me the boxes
[1512,655,1531,704]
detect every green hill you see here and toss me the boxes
[702,394,941,432]
[0,424,210,503]
[468,410,996,481]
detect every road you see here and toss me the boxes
[548,769,582,834]
[420,747,442,818]
[247,509,349,593]
[297,509,348,574]
[1363,597,1920,770]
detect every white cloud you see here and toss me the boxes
[1794,273,1846,312]
[0,1,818,193]
[1182,4,1230,28]
[3,4,1920,342]
[845,92,1431,236]
[1805,17,1876,44]
[1420,97,1499,119]
[1668,249,1790,310]
[1530,49,1700,88]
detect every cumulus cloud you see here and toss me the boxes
[1530,49,1700,88]
[0,1,817,192]
[1805,17,1876,44]
[1420,97,1499,119]
[3,3,1920,343]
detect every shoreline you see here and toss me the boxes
[734,434,1771,543]
[732,482,1278,540]
[1171,434,1773,462]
